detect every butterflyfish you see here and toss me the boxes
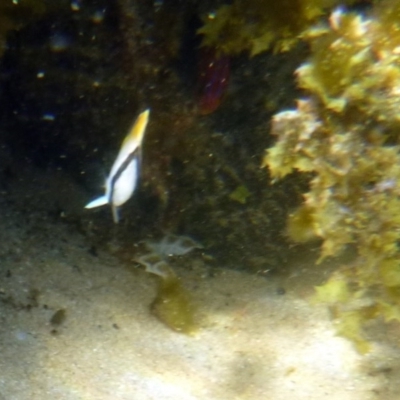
[85,109,150,223]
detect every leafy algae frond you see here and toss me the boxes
[263,1,400,352]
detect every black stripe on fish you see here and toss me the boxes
[109,147,141,204]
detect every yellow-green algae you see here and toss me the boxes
[198,0,359,56]
[264,1,400,353]
[151,264,197,335]
[229,185,251,204]
[136,254,198,335]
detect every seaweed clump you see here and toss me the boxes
[198,0,357,56]
[263,1,400,353]
[135,235,201,335]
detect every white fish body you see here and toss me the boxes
[85,109,150,223]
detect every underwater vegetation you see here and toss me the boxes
[197,0,359,56]
[135,235,200,335]
[263,0,400,353]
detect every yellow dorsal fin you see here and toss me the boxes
[122,109,150,148]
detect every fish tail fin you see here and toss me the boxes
[85,195,109,209]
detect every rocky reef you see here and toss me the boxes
[0,0,309,273]
[4,0,400,353]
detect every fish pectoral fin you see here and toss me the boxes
[85,195,109,209]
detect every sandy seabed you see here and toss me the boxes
[0,153,400,400]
